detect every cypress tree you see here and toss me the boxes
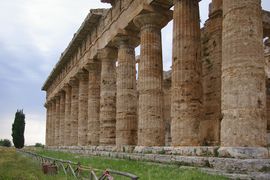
[12,109,25,149]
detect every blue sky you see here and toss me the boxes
[0,0,269,145]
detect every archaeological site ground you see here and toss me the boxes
[41,0,270,179]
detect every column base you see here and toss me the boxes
[218,147,269,159]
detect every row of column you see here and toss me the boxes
[46,0,267,148]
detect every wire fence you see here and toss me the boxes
[17,149,139,180]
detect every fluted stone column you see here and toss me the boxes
[45,103,49,146]
[99,47,117,145]
[85,61,101,145]
[51,100,56,146]
[171,0,202,146]
[63,84,72,146]
[113,34,138,146]
[221,0,266,147]
[54,96,60,146]
[59,91,65,146]
[134,13,169,146]
[200,0,223,145]
[49,102,54,146]
[46,102,51,146]
[69,77,79,146]
[77,70,89,146]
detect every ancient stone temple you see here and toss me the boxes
[42,0,270,161]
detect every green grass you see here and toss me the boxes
[0,147,71,180]
[32,148,227,180]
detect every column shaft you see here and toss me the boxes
[200,0,223,145]
[171,0,202,146]
[114,35,138,146]
[99,47,117,145]
[47,103,51,146]
[45,104,49,146]
[59,91,65,146]
[70,78,79,146]
[77,70,89,146]
[55,96,60,146]
[86,62,101,145]
[64,84,72,146]
[221,0,266,147]
[134,13,169,146]
[51,101,56,146]
[49,103,53,146]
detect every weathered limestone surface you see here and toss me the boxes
[134,12,169,146]
[114,34,138,146]
[267,78,270,131]
[99,47,117,145]
[265,40,270,132]
[171,0,202,146]
[46,102,52,146]
[210,0,222,14]
[63,84,72,146]
[221,0,267,147]
[59,91,66,145]
[69,77,79,146]
[54,96,60,146]
[51,100,56,146]
[77,70,89,146]
[85,61,101,145]
[163,71,172,146]
[200,0,222,146]
[45,103,49,146]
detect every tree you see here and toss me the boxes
[12,109,25,149]
[0,139,12,147]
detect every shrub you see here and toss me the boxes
[0,139,12,147]
[35,143,44,148]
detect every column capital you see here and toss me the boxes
[59,90,65,97]
[54,95,60,101]
[44,102,48,108]
[55,91,64,98]
[97,46,118,60]
[84,61,101,72]
[46,99,53,106]
[112,29,140,48]
[133,12,171,29]
[63,83,71,92]
[68,77,79,87]
[75,69,88,80]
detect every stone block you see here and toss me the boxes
[218,147,269,159]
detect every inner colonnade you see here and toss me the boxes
[43,0,270,156]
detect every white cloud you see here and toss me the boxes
[24,113,45,145]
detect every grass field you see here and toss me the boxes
[0,147,228,179]
[0,147,70,180]
[32,148,228,180]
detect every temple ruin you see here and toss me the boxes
[42,0,270,162]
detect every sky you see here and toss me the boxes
[0,0,269,145]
